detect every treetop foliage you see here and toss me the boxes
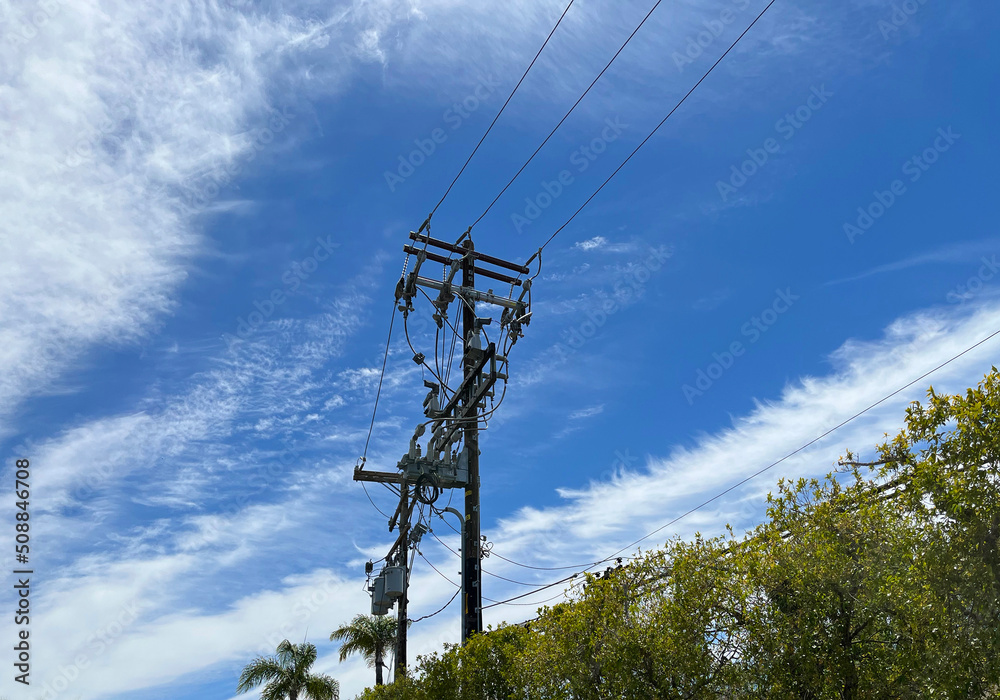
[359,368,1000,700]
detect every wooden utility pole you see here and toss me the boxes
[395,482,409,680]
[460,239,483,642]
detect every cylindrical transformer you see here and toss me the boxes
[371,576,390,615]
[384,565,405,598]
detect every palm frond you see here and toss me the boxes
[296,641,318,669]
[238,641,336,700]
[275,639,296,668]
[303,673,340,700]
[236,657,284,693]
[330,614,397,666]
[260,683,290,700]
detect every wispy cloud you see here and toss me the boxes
[0,0,348,431]
[826,239,1000,286]
[568,404,604,420]
[575,235,608,251]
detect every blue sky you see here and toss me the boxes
[1,0,999,698]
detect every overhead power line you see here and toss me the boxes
[430,0,578,217]
[361,300,398,463]
[361,482,392,520]
[409,588,461,624]
[480,325,1000,610]
[427,528,546,586]
[418,549,461,588]
[471,0,666,228]
[538,0,780,253]
[432,506,601,571]
[490,550,601,572]
[481,570,582,610]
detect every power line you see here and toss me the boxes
[418,549,461,588]
[538,0,779,253]
[432,504,602,571]
[409,587,461,624]
[480,324,1000,608]
[361,482,392,520]
[491,550,601,572]
[471,0,665,228]
[361,301,398,462]
[427,529,543,586]
[481,571,583,609]
[357,298,402,522]
[429,0,578,217]
[483,588,573,607]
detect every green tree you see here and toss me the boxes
[730,473,938,698]
[330,614,398,686]
[237,640,339,700]
[357,370,1000,700]
[867,369,1000,695]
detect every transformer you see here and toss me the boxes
[370,575,391,616]
[384,566,405,598]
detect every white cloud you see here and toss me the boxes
[574,235,608,251]
[568,404,604,420]
[0,0,331,429]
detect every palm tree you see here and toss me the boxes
[237,639,339,700]
[330,614,398,686]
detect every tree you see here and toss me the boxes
[237,640,339,700]
[330,614,398,686]
[867,369,1000,695]
[356,370,1000,699]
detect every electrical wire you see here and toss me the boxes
[481,570,585,609]
[418,549,461,588]
[471,0,666,228]
[409,587,461,624]
[403,311,453,398]
[444,316,460,385]
[479,324,1000,608]
[361,482,392,519]
[361,301,398,462]
[482,588,573,607]
[428,528,542,587]
[538,0,780,254]
[490,550,602,572]
[429,0,579,217]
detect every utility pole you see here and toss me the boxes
[355,229,533,671]
[395,482,409,681]
[460,238,483,642]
